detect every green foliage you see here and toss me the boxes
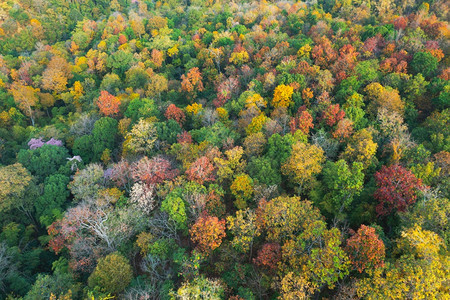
[35,174,70,226]
[88,252,133,295]
[161,189,188,231]
[17,144,69,180]
[92,117,118,161]
[124,98,158,122]
[317,160,365,221]
[410,52,438,78]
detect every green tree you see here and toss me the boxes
[73,135,94,163]
[88,252,133,295]
[410,52,438,78]
[17,144,69,180]
[106,50,135,76]
[92,117,118,161]
[35,174,70,226]
[161,189,188,231]
[319,160,365,221]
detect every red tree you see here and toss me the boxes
[289,110,314,135]
[186,156,216,184]
[345,225,385,273]
[393,16,408,30]
[131,156,179,185]
[97,91,120,116]
[190,212,226,253]
[253,243,281,271]
[374,164,423,216]
[332,118,354,141]
[109,160,132,190]
[118,34,127,45]
[165,104,186,126]
[214,76,239,108]
[322,104,345,126]
[177,131,193,144]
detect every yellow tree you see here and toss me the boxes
[357,224,449,299]
[226,208,261,254]
[9,82,39,126]
[272,84,294,108]
[214,146,246,182]
[282,142,325,191]
[230,173,254,209]
[41,56,72,93]
[341,129,378,168]
[365,82,404,116]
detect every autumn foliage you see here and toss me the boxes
[374,164,423,216]
[346,225,385,273]
[97,90,121,116]
[190,213,226,253]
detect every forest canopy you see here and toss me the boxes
[0,0,448,299]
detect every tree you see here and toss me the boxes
[399,196,450,246]
[125,65,149,89]
[259,196,350,291]
[341,129,378,168]
[190,213,226,253]
[124,98,158,123]
[364,83,404,116]
[272,84,294,108]
[357,229,448,300]
[181,67,204,97]
[186,156,216,185]
[123,119,157,155]
[374,164,423,216]
[161,189,188,231]
[345,225,385,273]
[230,174,254,209]
[290,110,314,136]
[226,209,261,254]
[35,174,70,226]
[254,243,281,271]
[41,56,72,93]
[69,163,105,202]
[92,117,118,161]
[259,196,323,242]
[165,104,185,126]
[248,157,282,186]
[243,132,266,156]
[17,144,69,180]
[410,51,439,77]
[108,159,132,191]
[129,182,156,214]
[214,146,246,182]
[333,118,354,141]
[322,104,345,126]
[9,82,39,126]
[398,224,444,260]
[279,272,315,300]
[106,50,134,75]
[0,163,35,215]
[49,204,145,272]
[282,142,325,191]
[73,135,94,163]
[320,160,364,221]
[88,252,133,295]
[175,276,224,299]
[97,91,120,116]
[131,156,178,185]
